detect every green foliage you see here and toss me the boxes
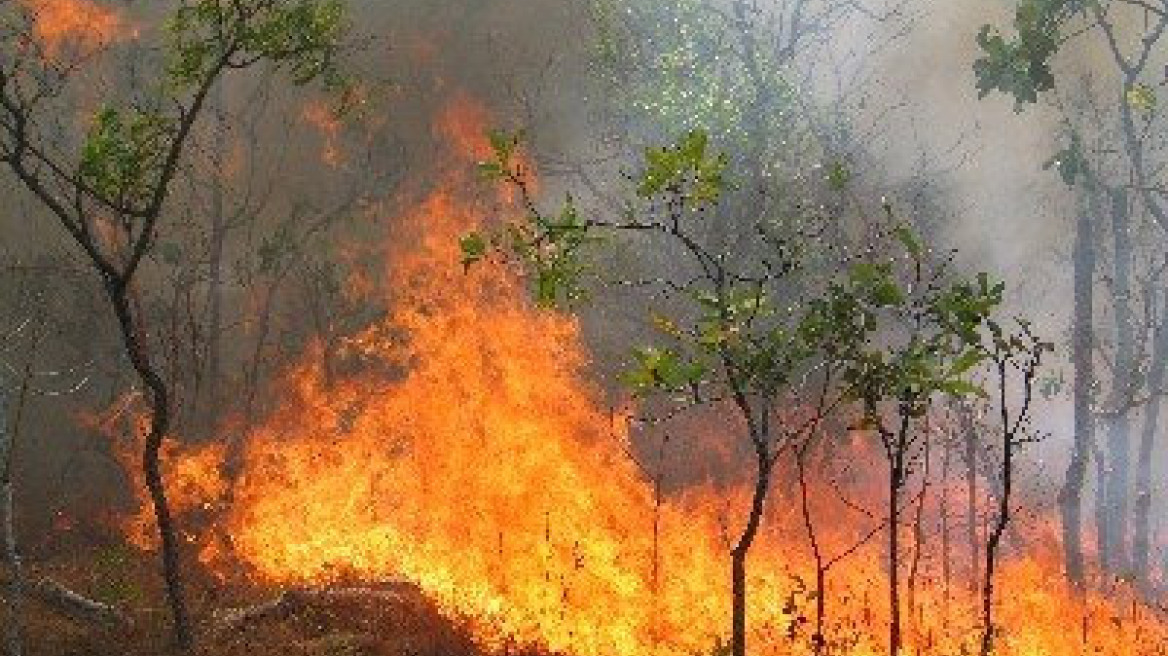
[1043,134,1085,187]
[459,231,488,269]
[467,130,1042,434]
[893,224,923,260]
[167,0,349,92]
[621,346,707,394]
[637,130,729,205]
[79,107,173,206]
[826,161,851,192]
[587,0,807,161]
[78,0,352,213]
[468,130,727,308]
[469,130,597,305]
[973,0,1080,109]
[1126,83,1157,113]
[805,231,1012,420]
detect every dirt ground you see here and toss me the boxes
[15,549,499,656]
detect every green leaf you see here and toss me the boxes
[650,311,684,338]
[947,348,985,378]
[893,224,923,260]
[459,232,487,268]
[621,346,705,394]
[535,269,560,307]
[826,161,850,191]
[477,160,505,180]
[939,379,988,399]
[166,0,349,90]
[1043,137,1084,187]
[1127,83,1157,112]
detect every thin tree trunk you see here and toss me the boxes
[941,427,952,613]
[106,283,191,649]
[1060,192,1095,587]
[981,364,1015,656]
[205,85,229,434]
[797,446,826,654]
[886,415,910,656]
[1104,187,1134,574]
[907,431,930,634]
[1093,439,1108,570]
[888,450,903,656]
[1131,299,1168,587]
[731,449,771,656]
[0,385,21,656]
[961,407,980,592]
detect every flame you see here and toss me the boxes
[101,93,1168,656]
[19,0,124,58]
[82,392,227,549]
[302,100,345,168]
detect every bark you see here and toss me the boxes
[731,447,772,656]
[105,283,191,649]
[940,429,952,611]
[205,85,229,433]
[885,414,911,656]
[907,432,931,629]
[0,386,20,656]
[961,407,980,592]
[1103,187,1134,574]
[888,450,903,656]
[980,364,1016,656]
[797,447,826,654]
[1059,193,1096,587]
[1131,299,1168,587]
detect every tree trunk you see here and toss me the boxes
[797,447,826,653]
[0,385,21,656]
[907,431,930,626]
[1093,440,1109,571]
[731,451,771,656]
[1060,192,1095,587]
[205,85,229,435]
[941,428,952,612]
[1103,187,1134,574]
[886,415,910,656]
[106,282,191,649]
[1131,299,1168,587]
[888,451,903,656]
[981,365,1016,656]
[961,407,980,592]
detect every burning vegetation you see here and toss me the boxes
[3,1,1168,656]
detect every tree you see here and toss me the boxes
[817,238,1022,656]
[466,127,1033,656]
[978,323,1049,655]
[974,0,1168,584]
[468,128,841,656]
[0,0,352,646]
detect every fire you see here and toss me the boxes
[302,100,345,168]
[19,0,124,58]
[102,93,1168,656]
[82,391,227,550]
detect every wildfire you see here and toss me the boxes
[302,100,346,168]
[19,0,125,58]
[105,93,1168,656]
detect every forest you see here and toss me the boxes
[0,0,1165,655]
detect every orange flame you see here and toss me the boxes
[104,94,1168,656]
[302,100,346,168]
[20,0,125,58]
